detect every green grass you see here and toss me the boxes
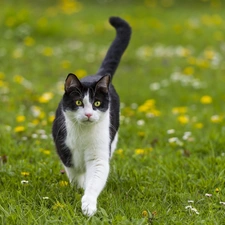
[1,0,225,224]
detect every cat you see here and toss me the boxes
[52,16,131,216]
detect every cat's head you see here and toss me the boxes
[62,73,110,125]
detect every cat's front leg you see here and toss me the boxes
[81,158,109,216]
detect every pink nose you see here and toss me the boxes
[85,113,92,118]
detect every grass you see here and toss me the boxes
[1,0,225,224]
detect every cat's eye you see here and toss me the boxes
[75,100,83,106]
[94,101,101,107]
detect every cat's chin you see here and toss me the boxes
[79,118,98,125]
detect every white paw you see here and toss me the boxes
[81,195,97,217]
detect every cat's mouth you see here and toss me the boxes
[82,118,96,124]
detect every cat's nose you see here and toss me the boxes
[85,113,92,119]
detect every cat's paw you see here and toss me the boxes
[81,195,97,217]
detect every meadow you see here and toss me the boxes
[1,0,225,224]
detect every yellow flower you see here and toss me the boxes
[177,115,189,124]
[142,210,148,217]
[14,126,25,132]
[187,57,196,65]
[172,107,187,115]
[183,66,194,75]
[214,31,223,41]
[31,119,39,126]
[40,149,51,155]
[21,172,30,176]
[138,131,145,138]
[0,72,5,79]
[42,47,53,57]
[138,99,155,113]
[5,17,16,27]
[179,47,191,57]
[38,92,54,103]
[138,99,160,117]
[196,59,209,68]
[116,148,123,155]
[194,123,203,129]
[75,69,87,79]
[13,75,24,84]
[204,50,215,60]
[16,115,26,122]
[58,0,82,14]
[211,115,223,123]
[37,17,48,28]
[48,114,55,123]
[24,36,35,46]
[53,201,65,210]
[59,181,69,187]
[135,148,145,155]
[61,60,71,69]
[200,95,212,104]
[0,80,7,87]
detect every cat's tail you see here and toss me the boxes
[97,16,132,78]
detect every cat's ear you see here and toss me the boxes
[65,73,82,93]
[95,74,111,93]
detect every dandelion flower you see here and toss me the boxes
[42,47,54,57]
[21,172,30,176]
[183,66,194,75]
[53,201,65,210]
[24,36,35,46]
[177,115,189,124]
[75,69,87,79]
[14,126,25,133]
[13,75,24,84]
[58,0,82,14]
[135,148,145,155]
[38,92,54,103]
[16,115,26,122]
[48,114,55,123]
[200,95,212,104]
[59,181,69,187]
[172,106,187,115]
[61,60,71,69]
[194,123,203,129]
[40,149,51,155]
[116,148,123,155]
[142,210,148,217]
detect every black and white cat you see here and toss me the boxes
[52,17,131,216]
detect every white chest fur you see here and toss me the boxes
[64,109,110,173]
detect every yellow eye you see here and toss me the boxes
[75,100,82,106]
[94,101,101,107]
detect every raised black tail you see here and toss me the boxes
[97,16,132,78]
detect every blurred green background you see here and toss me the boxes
[1,0,225,224]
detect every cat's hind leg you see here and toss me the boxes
[65,167,85,189]
[64,166,77,184]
